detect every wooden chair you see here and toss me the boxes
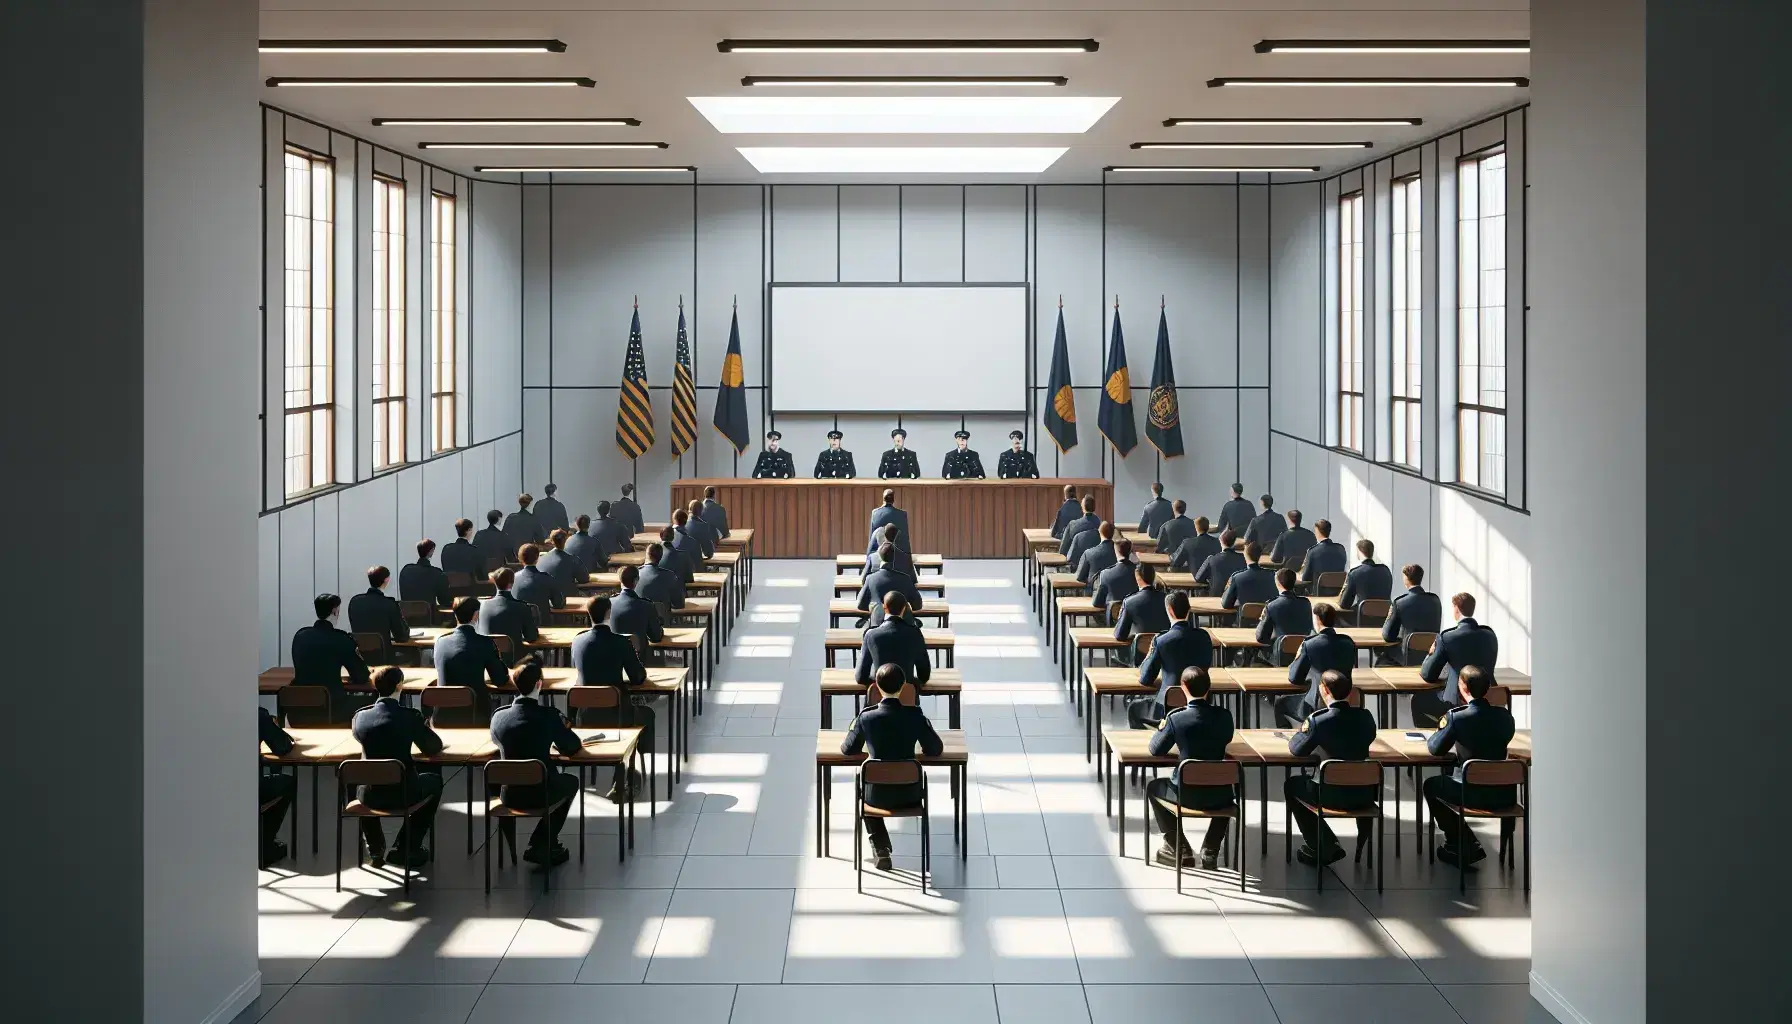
[1277,633,1305,667]
[1105,601,1123,627]
[400,600,437,628]
[1485,685,1511,708]
[1152,759,1245,893]
[1162,686,1189,712]
[276,684,329,726]
[1134,632,1157,662]
[855,759,930,894]
[1313,571,1347,597]
[420,685,474,722]
[1287,759,1385,893]
[1403,632,1437,664]
[1433,759,1529,894]
[336,759,430,894]
[483,759,574,894]
[487,634,515,662]
[1355,598,1392,629]
[860,682,919,717]
[1236,602,1266,630]
[445,571,478,598]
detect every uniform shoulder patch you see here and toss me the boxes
[1299,717,1312,732]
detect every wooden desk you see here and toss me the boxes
[671,478,1113,558]
[834,575,948,596]
[823,628,956,669]
[1064,627,1129,704]
[1054,596,1108,668]
[814,729,971,861]
[835,553,945,574]
[818,668,963,729]
[827,600,951,628]
[1207,626,1392,650]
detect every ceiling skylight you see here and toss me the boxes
[736,147,1068,174]
[688,96,1118,134]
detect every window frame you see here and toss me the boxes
[1336,189,1366,453]
[282,145,336,499]
[429,190,459,455]
[1455,147,1509,496]
[371,173,407,471]
[1389,172,1423,471]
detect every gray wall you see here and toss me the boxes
[524,182,1271,526]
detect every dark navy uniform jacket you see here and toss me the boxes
[432,624,508,718]
[1288,628,1360,709]
[590,515,635,557]
[700,498,730,536]
[1091,558,1140,613]
[350,696,444,806]
[869,504,911,554]
[476,590,538,653]
[1218,497,1255,536]
[1136,496,1173,538]
[854,616,932,689]
[473,525,513,571]
[1138,620,1215,714]
[1050,498,1081,538]
[533,496,570,535]
[1382,586,1443,644]
[878,448,921,479]
[1339,560,1394,610]
[400,558,452,608]
[862,540,914,579]
[816,448,857,478]
[1170,530,1221,573]
[513,564,566,622]
[503,509,546,552]
[1299,539,1348,584]
[539,547,587,592]
[1428,698,1518,806]
[1255,592,1314,650]
[1270,526,1316,569]
[752,448,796,479]
[637,560,686,610]
[840,697,943,807]
[1154,515,1196,556]
[941,448,985,479]
[1242,509,1287,552]
[1220,564,1278,610]
[1419,617,1499,711]
[261,706,294,755]
[857,566,925,628]
[565,529,608,574]
[292,618,371,717]
[671,524,709,569]
[441,538,485,577]
[1065,529,1105,571]
[680,520,717,561]
[349,587,410,647]
[612,497,645,536]
[662,540,698,585]
[572,623,647,687]
[997,449,1039,479]
[489,696,580,805]
[1288,701,1379,804]
[1114,585,1173,642]
[1075,540,1120,585]
[1194,548,1246,597]
[608,588,665,645]
[1149,699,1238,805]
[1058,512,1101,555]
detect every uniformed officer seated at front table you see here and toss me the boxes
[751,430,796,479]
[476,567,539,657]
[589,500,635,560]
[258,708,296,868]
[473,509,511,573]
[1220,542,1278,611]
[1071,521,1118,583]
[854,591,932,691]
[1058,495,1100,555]
[442,518,484,578]
[1092,539,1141,614]
[613,483,646,536]
[1128,591,1215,729]
[1275,603,1359,727]
[1169,515,1220,572]
[942,429,985,479]
[348,565,411,665]
[350,666,445,869]
[1411,591,1499,727]
[1270,509,1316,570]
[1256,568,1314,661]
[681,500,719,560]
[1137,482,1172,538]
[1285,669,1379,866]
[488,658,580,866]
[1338,538,1394,613]
[609,565,666,646]
[862,522,915,578]
[1242,494,1287,553]
[1155,500,1196,556]
[1050,484,1081,538]
[512,543,566,624]
[1422,665,1516,868]
[878,427,921,480]
[1299,518,1348,588]
[1193,529,1246,597]
[699,485,731,536]
[1380,563,1442,666]
[636,543,687,612]
[533,483,570,536]
[400,538,452,610]
[566,515,609,575]
[1218,483,1255,537]
[538,528,588,592]
[503,493,547,553]
[841,662,945,872]
[1114,563,1172,659]
[431,596,508,726]
[571,595,650,801]
[292,592,372,723]
[869,489,911,555]
[1146,666,1237,870]
[858,542,926,628]
[997,430,1039,479]
[815,430,857,478]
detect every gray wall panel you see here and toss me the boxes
[838,185,900,282]
[471,180,522,441]
[1103,186,1238,388]
[1034,185,1105,387]
[392,466,424,570]
[900,184,965,282]
[522,184,552,387]
[1239,185,1271,389]
[771,185,837,281]
[696,184,766,384]
[277,500,315,663]
[964,185,1027,283]
[1271,181,1324,442]
[550,185,694,387]
[336,474,393,593]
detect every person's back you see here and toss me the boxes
[1419,602,1500,710]
[1137,616,1214,714]
[1195,543,1246,597]
[1074,529,1119,583]
[1050,493,1081,538]
[490,697,575,779]
[854,600,932,688]
[609,570,665,644]
[350,695,442,798]
[1256,576,1313,650]
[1065,523,1104,567]
[565,517,607,574]
[590,506,634,556]
[1171,525,1220,572]
[473,512,511,570]
[637,547,686,610]
[291,594,371,720]
[857,560,924,627]
[347,571,409,655]
[1091,555,1140,611]
[613,488,645,535]
[442,520,484,577]
[1301,537,1348,583]
[1284,673,1379,864]
[571,622,646,687]
[477,571,538,651]
[533,488,570,535]
[1145,672,1237,867]
[869,497,910,552]
[699,490,730,536]
[512,558,565,622]
[862,523,913,577]
[1114,583,1173,641]
[670,514,708,566]
[1219,559,1277,610]
[1137,490,1173,538]
[839,663,945,869]
[1243,499,1287,551]
[657,527,697,584]
[1270,516,1316,569]
[1284,616,1360,720]
[1218,488,1254,535]
[538,533,586,592]
[1383,567,1444,656]
[432,612,506,723]
[1423,670,1518,865]
[502,498,544,553]
[1339,542,1394,609]
[399,542,451,608]
[1058,498,1100,555]
[1154,507,1195,555]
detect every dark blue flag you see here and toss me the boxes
[711,304,751,454]
[1043,303,1078,453]
[1145,305,1184,458]
[1098,299,1138,457]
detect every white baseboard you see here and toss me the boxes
[1530,971,1594,1024]
[199,971,262,1024]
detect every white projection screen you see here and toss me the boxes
[770,284,1027,413]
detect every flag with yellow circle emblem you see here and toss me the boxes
[1145,304,1184,458]
[1098,299,1139,457]
[712,304,751,454]
[1043,303,1078,453]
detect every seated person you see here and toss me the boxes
[1284,670,1379,865]
[590,500,636,558]
[1154,500,1195,555]
[1113,563,1172,663]
[854,592,932,691]
[349,666,445,868]
[441,518,484,577]
[1270,509,1316,569]
[1127,592,1214,728]
[1338,539,1394,612]
[512,543,567,623]
[671,508,711,565]
[858,542,925,627]
[862,522,914,578]
[659,525,697,585]
[534,483,570,535]
[565,514,610,575]
[472,509,510,573]
[571,597,651,801]
[1073,522,1120,585]
[502,493,546,552]
[476,567,539,657]
[684,499,721,558]
[1423,665,1517,868]
[1091,539,1140,613]
[613,483,646,536]
[1298,518,1348,587]
[1058,495,1100,555]
[699,485,731,536]
[1380,563,1443,665]
[1136,482,1172,539]
[1193,529,1246,597]
[1145,667,1237,871]
[609,565,666,645]
[1274,604,1359,727]
[636,542,687,612]
[1218,483,1254,536]
[399,539,452,609]
[538,529,588,592]
[1412,592,1499,727]
[489,658,581,866]
[1169,515,1220,573]
[840,663,945,872]
[348,565,411,665]
[258,708,296,868]
[1219,542,1277,610]
[291,592,372,723]
[1241,494,1287,552]
[431,596,507,724]
[1050,484,1081,539]
[1255,568,1314,660]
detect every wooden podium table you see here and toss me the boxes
[668,478,1112,558]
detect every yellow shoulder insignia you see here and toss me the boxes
[1299,717,1311,733]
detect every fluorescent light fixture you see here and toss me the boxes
[742,75,1067,88]
[260,39,567,53]
[1163,116,1421,127]
[1131,141,1370,150]
[373,117,639,127]
[418,141,668,150]
[475,165,695,174]
[266,77,596,88]
[1106,165,1320,174]
[687,96,1118,134]
[1208,77,1528,88]
[1255,38,1529,54]
[717,38,1097,53]
[737,147,1066,174]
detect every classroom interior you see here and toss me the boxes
[8,1,1778,1022]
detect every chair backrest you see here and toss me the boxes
[277,684,329,716]
[861,759,922,786]
[1405,631,1438,658]
[487,633,514,657]
[1163,686,1189,712]
[445,571,476,595]
[1237,602,1266,626]
[1357,598,1392,623]
[1463,758,1525,787]
[338,758,403,787]
[864,682,918,706]
[352,631,385,656]
[399,600,434,626]
[1134,632,1157,659]
[485,758,546,788]
[1178,759,1241,787]
[1278,633,1305,661]
[421,685,473,709]
[1485,684,1511,708]
[1106,601,1122,622]
[1343,687,1364,708]
[652,600,674,624]
[1318,759,1381,787]
[1315,571,1347,595]
[568,684,622,710]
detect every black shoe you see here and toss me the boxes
[260,841,289,869]
[399,846,431,870]
[366,845,386,869]
[522,843,550,865]
[1437,845,1486,869]
[1198,849,1220,871]
[1296,843,1347,866]
[1153,843,1197,868]
[872,845,894,872]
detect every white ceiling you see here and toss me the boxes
[260,1,1530,182]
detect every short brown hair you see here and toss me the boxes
[1116,539,1133,558]
[518,493,532,509]
[1244,541,1261,563]
[672,508,688,526]
[883,523,899,541]
[646,543,664,562]
[576,514,591,531]
[367,565,390,587]
[687,499,703,514]
[1193,515,1209,533]
[548,529,569,550]
[1314,518,1332,537]
[1460,664,1491,698]
[373,666,405,697]
[1166,591,1190,619]
[883,590,909,616]
[455,518,474,537]
[1454,592,1477,616]
[1356,538,1375,559]
[704,485,717,499]
[1403,563,1424,585]
[417,539,436,559]
[659,525,676,543]
[620,565,640,589]
[1062,484,1076,499]
[586,595,611,624]
[1082,494,1097,513]
[1276,568,1297,590]
[518,544,540,565]
[487,509,503,525]
[1098,521,1115,540]
[1173,499,1187,514]
[1314,603,1337,628]
[1321,669,1351,700]
[510,657,543,696]
[1179,666,1211,699]
[453,596,479,623]
[490,567,515,590]
[1136,562,1156,585]
[878,542,896,563]
[874,662,906,695]
[1287,509,1302,526]
[1218,528,1235,548]
[883,488,895,504]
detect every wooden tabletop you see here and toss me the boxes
[560,726,644,765]
[828,599,951,618]
[835,575,947,593]
[539,666,688,695]
[835,553,945,568]
[261,728,361,764]
[824,628,956,649]
[1045,573,1087,590]
[1104,727,1533,767]
[1206,626,1392,649]
[654,627,708,651]
[1035,552,1070,567]
[1083,665,1303,695]
[631,528,752,548]
[583,571,730,591]
[259,726,642,766]
[816,729,970,766]
[1085,666,1155,696]
[1222,667,1308,694]
[1068,627,1129,650]
[1058,597,1104,616]
[819,667,964,693]
[1373,666,1533,695]
[562,595,715,616]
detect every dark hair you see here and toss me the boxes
[490,567,515,590]
[453,596,480,624]
[518,544,540,566]
[687,498,703,514]
[1276,568,1297,590]
[1218,528,1236,548]
[1116,539,1133,558]
[518,493,533,509]
[1231,483,1244,496]
[1314,518,1331,537]
[620,483,634,497]
[417,538,437,559]
[1166,591,1190,619]
[1314,603,1337,628]
[620,565,640,589]
[1151,482,1163,495]
[548,529,569,550]
[1135,562,1156,585]
[373,666,405,697]
[878,542,896,562]
[1460,664,1491,699]
[883,590,910,616]
[1287,509,1303,526]
[1357,538,1375,559]
[883,523,899,540]
[874,662,906,695]
[487,509,503,525]
[704,485,717,499]
[1082,494,1097,512]
[1261,494,1274,507]
[1179,666,1211,700]
[1454,592,1477,616]
[576,514,591,531]
[1063,484,1076,499]
[672,508,689,526]
[510,657,543,696]
[659,525,676,543]
[1097,521,1115,539]
[313,593,341,619]
[1403,563,1424,585]
[367,565,390,587]
[543,483,557,496]
[587,595,612,624]
[646,543,664,562]
[1173,499,1187,514]
[883,488,895,504]
[1243,541,1261,563]
[1192,515,1208,532]
[1321,669,1352,700]
[597,500,611,517]
[455,518,474,537]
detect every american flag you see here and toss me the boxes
[669,302,697,457]
[615,303,654,459]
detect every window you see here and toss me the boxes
[1389,174,1423,469]
[1337,191,1365,451]
[430,191,458,453]
[1457,150,1507,493]
[372,175,406,470]
[283,148,334,497]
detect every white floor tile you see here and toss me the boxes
[995,985,1092,1024]
[258,984,483,1024]
[731,984,998,1024]
[1061,888,1257,984]
[490,888,672,984]
[466,983,736,1023]
[301,890,536,985]
[643,888,794,983]
[1265,984,1467,1024]
[1082,984,1280,1024]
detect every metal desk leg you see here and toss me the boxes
[628,749,637,851]
[466,764,475,854]
[948,694,960,731]
[1117,770,1126,858]
[311,766,319,854]
[815,764,824,858]
[578,765,587,863]
[1260,766,1270,857]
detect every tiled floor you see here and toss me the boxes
[247,559,1534,1023]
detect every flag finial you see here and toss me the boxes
[1160,294,1165,310]
[633,295,638,310]
[1057,294,1062,309]
[1114,294,1120,310]
[678,295,683,309]
[732,294,737,310]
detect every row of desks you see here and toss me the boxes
[1045,590,1345,662]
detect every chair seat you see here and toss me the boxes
[861,804,925,819]
[1151,796,1237,818]
[1294,800,1383,818]
[486,796,573,818]
[343,798,430,817]
[259,798,281,814]
[1442,801,1527,818]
